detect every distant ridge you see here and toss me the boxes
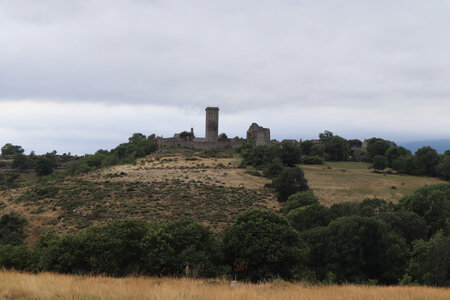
[399,140,450,154]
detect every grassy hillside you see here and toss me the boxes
[1,270,449,300]
[0,149,444,240]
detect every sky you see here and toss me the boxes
[1,0,450,154]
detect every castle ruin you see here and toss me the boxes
[247,123,270,146]
[205,107,219,142]
[156,107,271,150]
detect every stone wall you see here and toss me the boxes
[157,137,245,151]
[247,123,270,146]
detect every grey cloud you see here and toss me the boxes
[1,0,450,112]
[0,0,450,154]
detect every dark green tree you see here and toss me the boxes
[273,167,309,202]
[379,211,428,246]
[319,131,349,161]
[280,141,302,167]
[1,143,24,156]
[366,138,394,161]
[313,216,409,284]
[287,204,330,232]
[283,190,319,214]
[372,155,387,171]
[437,154,450,180]
[141,218,225,277]
[11,153,35,170]
[35,156,56,176]
[0,213,27,245]
[399,183,450,236]
[223,209,308,281]
[408,231,450,286]
[415,146,440,176]
[218,133,228,141]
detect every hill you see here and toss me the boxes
[0,148,445,242]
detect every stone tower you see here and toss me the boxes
[205,107,219,142]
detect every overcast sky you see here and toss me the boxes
[1,0,450,154]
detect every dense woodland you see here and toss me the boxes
[0,132,449,286]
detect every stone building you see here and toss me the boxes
[157,108,273,150]
[247,123,270,146]
[157,107,245,150]
[205,107,219,142]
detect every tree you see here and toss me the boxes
[328,201,360,220]
[372,155,387,171]
[11,153,35,170]
[385,146,410,168]
[280,141,302,167]
[358,198,392,217]
[300,140,314,156]
[415,146,440,176]
[223,209,308,281]
[287,204,330,232]
[437,155,450,180]
[218,133,228,141]
[349,139,362,149]
[180,131,194,141]
[273,167,309,202]
[35,157,56,176]
[408,231,450,286]
[312,216,409,284]
[79,219,150,275]
[366,138,394,161]
[0,213,27,245]
[263,158,283,178]
[319,131,349,161]
[399,183,450,236]
[379,211,428,246]
[283,190,319,214]
[1,143,24,156]
[141,218,225,277]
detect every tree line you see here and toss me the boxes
[0,133,158,181]
[1,182,449,286]
[239,132,450,181]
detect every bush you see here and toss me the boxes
[11,153,35,170]
[0,244,32,270]
[273,167,309,202]
[372,155,387,171]
[301,155,324,165]
[0,213,27,245]
[35,157,56,176]
[284,191,319,214]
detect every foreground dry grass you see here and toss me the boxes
[1,271,450,300]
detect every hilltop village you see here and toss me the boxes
[156,107,368,159]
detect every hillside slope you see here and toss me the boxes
[0,149,445,242]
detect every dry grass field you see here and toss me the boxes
[301,161,445,206]
[1,270,449,300]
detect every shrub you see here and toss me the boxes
[273,167,309,202]
[283,191,319,214]
[301,155,324,165]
